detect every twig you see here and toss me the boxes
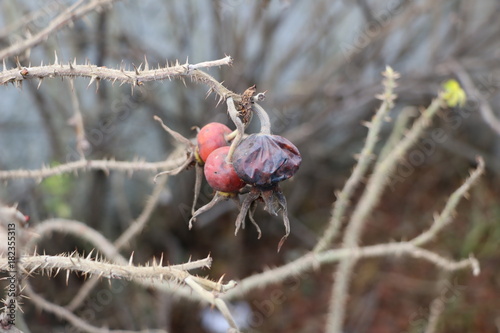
[411,157,485,247]
[327,93,446,333]
[378,106,417,161]
[449,61,500,136]
[114,175,168,250]
[68,79,89,159]
[221,242,479,300]
[0,0,120,61]
[0,3,65,40]
[314,67,398,253]
[423,272,450,333]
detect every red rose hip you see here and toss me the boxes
[196,122,232,162]
[204,146,245,193]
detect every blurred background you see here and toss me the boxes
[0,0,499,332]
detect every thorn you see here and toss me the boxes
[54,51,58,65]
[2,58,6,71]
[159,253,164,267]
[129,251,134,266]
[144,56,149,71]
[16,57,22,69]
[133,63,141,75]
[66,270,70,286]
[88,75,97,88]
[86,249,95,259]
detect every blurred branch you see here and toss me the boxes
[0,155,186,180]
[222,242,479,300]
[68,79,89,159]
[411,157,485,247]
[314,67,399,253]
[327,90,446,332]
[423,272,450,333]
[0,0,121,61]
[0,3,64,40]
[449,61,500,136]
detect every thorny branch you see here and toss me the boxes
[0,56,234,95]
[0,155,186,180]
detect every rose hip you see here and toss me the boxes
[196,122,232,162]
[204,146,245,193]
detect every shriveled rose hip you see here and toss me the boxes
[232,133,301,187]
[204,146,245,193]
[196,122,232,162]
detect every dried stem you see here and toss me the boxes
[314,66,399,253]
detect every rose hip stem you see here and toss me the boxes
[252,102,271,135]
[226,97,245,163]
